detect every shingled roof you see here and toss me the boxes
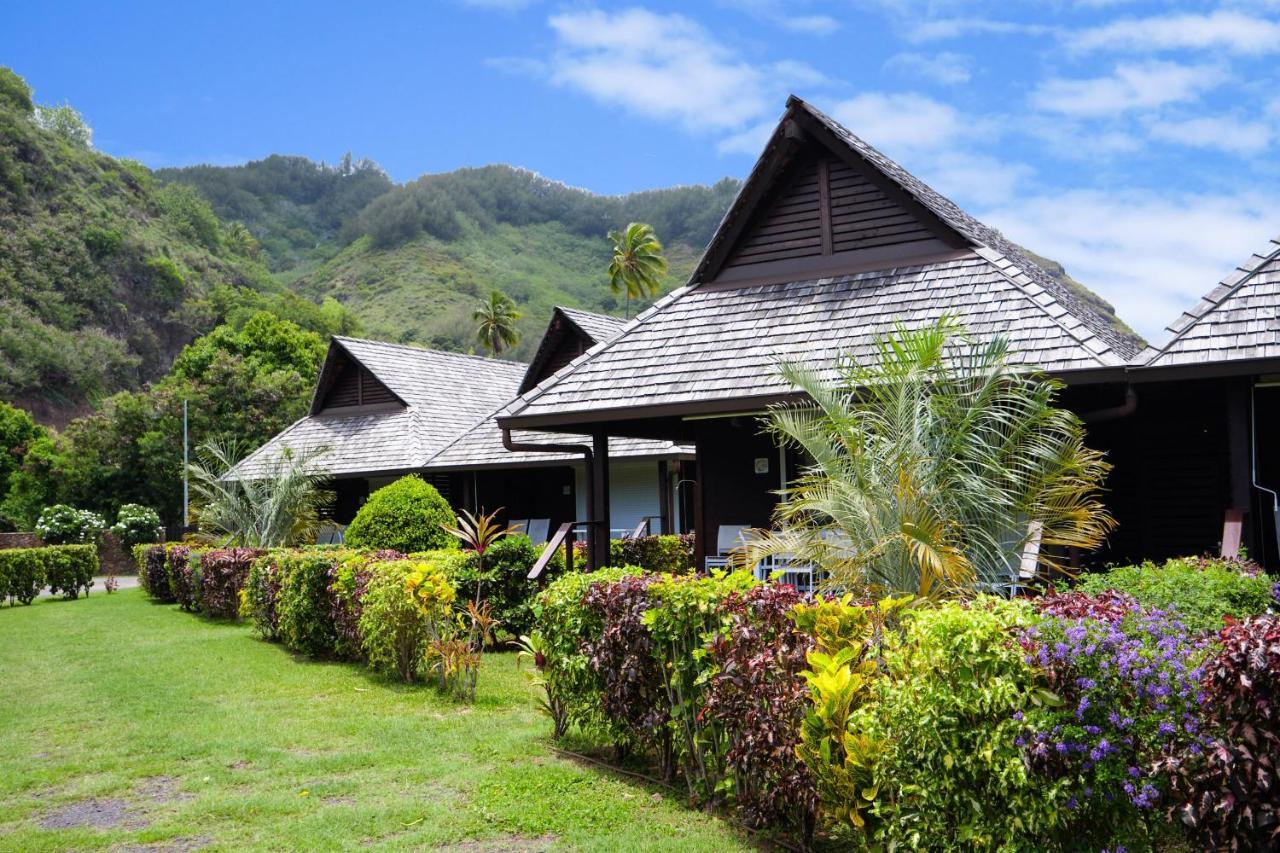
[500,96,1134,431]
[1138,234,1280,368]
[230,332,688,480]
[519,307,627,394]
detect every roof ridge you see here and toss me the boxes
[972,246,1123,367]
[1142,235,1280,366]
[784,97,1139,360]
[335,335,529,369]
[501,284,694,419]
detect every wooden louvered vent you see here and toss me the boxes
[321,363,398,410]
[724,153,936,273]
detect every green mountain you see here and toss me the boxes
[0,68,277,423]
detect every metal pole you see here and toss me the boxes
[182,399,189,530]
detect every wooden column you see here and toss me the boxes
[590,430,611,570]
[692,441,706,570]
[1225,379,1252,557]
[657,460,671,536]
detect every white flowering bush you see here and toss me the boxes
[35,505,106,545]
[110,503,163,548]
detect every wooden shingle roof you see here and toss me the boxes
[500,97,1133,430]
[230,329,689,480]
[1138,234,1280,368]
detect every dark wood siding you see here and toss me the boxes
[530,334,587,389]
[723,149,937,274]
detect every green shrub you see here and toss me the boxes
[0,548,45,605]
[1078,557,1275,635]
[110,504,162,548]
[528,566,638,739]
[0,66,34,114]
[609,534,693,574]
[850,598,1065,850]
[276,550,342,656]
[358,557,456,682]
[244,552,283,640]
[344,476,457,554]
[35,504,105,544]
[42,544,98,600]
[439,534,543,637]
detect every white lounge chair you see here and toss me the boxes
[526,518,550,544]
[704,524,748,571]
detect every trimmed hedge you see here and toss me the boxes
[0,544,97,604]
[1077,556,1275,634]
[609,534,694,574]
[199,548,264,618]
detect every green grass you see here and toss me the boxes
[0,589,751,851]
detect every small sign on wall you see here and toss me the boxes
[753,457,770,474]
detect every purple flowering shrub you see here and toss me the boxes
[1023,595,1210,846]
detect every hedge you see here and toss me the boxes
[344,475,457,553]
[199,548,264,618]
[609,534,694,574]
[0,544,97,604]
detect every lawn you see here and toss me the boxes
[0,588,752,852]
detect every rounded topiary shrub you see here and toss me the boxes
[110,503,163,548]
[344,476,458,554]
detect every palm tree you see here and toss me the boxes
[186,440,332,548]
[608,222,668,319]
[474,290,520,356]
[740,317,1114,598]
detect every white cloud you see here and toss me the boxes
[547,8,821,133]
[884,51,973,85]
[1031,62,1226,117]
[780,14,842,34]
[828,92,970,153]
[1147,115,1273,155]
[980,190,1280,340]
[1071,10,1280,55]
[907,17,1053,43]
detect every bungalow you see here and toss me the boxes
[230,306,693,539]
[498,96,1280,572]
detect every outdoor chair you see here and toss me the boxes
[508,519,530,536]
[703,524,748,571]
[316,524,345,545]
[525,518,550,543]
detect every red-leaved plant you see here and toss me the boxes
[1035,588,1140,623]
[580,574,673,774]
[199,548,265,618]
[703,584,818,840]
[1160,614,1280,850]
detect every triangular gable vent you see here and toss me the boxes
[722,147,941,278]
[318,353,400,411]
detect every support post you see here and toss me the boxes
[693,442,706,570]
[590,430,611,571]
[1226,380,1251,557]
[657,460,671,536]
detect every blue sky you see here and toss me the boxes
[4,1,1280,340]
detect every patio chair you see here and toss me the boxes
[508,519,530,536]
[703,524,748,571]
[316,523,345,545]
[525,518,550,544]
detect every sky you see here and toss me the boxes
[4,1,1280,341]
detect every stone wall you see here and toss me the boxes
[0,531,41,550]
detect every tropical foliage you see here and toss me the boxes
[743,318,1114,597]
[607,222,668,317]
[186,440,331,548]
[472,290,521,355]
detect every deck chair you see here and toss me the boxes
[508,519,530,536]
[316,524,345,545]
[704,524,748,571]
[525,518,551,544]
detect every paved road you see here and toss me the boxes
[35,574,139,600]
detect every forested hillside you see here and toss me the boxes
[0,68,285,423]
[162,161,740,358]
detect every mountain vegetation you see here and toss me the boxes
[0,67,283,422]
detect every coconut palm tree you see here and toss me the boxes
[740,317,1114,598]
[474,290,521,356]
[186,440,332,548]
[608,222,668,319]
